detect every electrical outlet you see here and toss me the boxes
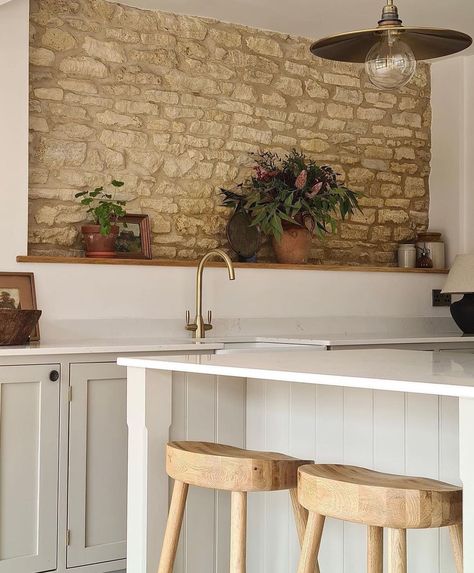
[432,289,452,307]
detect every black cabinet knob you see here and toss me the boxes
[49,370,60,382]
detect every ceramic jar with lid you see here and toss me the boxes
[398,243,417,268]
[416,232,445,269]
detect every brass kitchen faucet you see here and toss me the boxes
[185,249,235,338]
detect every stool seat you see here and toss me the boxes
[159,442,315,573]
[298,464,462,529]
[167,441,311,492]
[296,464,463,573]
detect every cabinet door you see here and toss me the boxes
[67,363,127,568]
[0,364,60,573]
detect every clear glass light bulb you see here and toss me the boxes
[365,30,416,90]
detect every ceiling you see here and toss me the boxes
[109,0,474,56]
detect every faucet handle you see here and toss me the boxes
[202,310,213,333]
[185,310,197,331]
[185,310,198,332]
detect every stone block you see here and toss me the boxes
[232,84,256,102]
[51,122,95,140]
[334,87,363,105]
[300,139,330,153]
[33,87,62,101]
[99,129,148,149]
[30,47,55,66]
[380,183,402,197]
[378,209,409,224]
[323,73,360,87]
[392,112,422,128]
[140,32,176,47]
[365,92,397,108]
[59,56,108,78]
[361,158,388,171]
[246,36,283,57]
[357,107,386,121]
[348,168,376,184]
[231,125,272,144]
[209,28,242,48]
[42,28,76,51]
[319,118,345,131]
[327,103,354,119]
[58,79,98,94]
[304,79,330,99]
[107,28,141,43]
[127,149,163,174]
[273,76,303,97]
[83,36,125,63]
[35,138,87,168]
[190,120,230,137]
[404,177,426,197]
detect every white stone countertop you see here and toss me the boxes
[1,330,474,357]
[244,332,474,346]
[118,348,474,398]
[0,338,225,356]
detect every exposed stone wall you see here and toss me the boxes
[28,0,431,264]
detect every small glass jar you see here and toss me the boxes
[398,243,416,268]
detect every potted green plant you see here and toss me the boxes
[221,150,361,264]
[75,179,126,258]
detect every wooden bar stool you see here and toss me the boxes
[296,464,463,573]
[157,441,313,573]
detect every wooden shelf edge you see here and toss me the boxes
[16,255,449,274]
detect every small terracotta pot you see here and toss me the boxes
[81,224,119,258]
[272,225,312,264]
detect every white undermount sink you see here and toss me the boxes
[216,342,325,354]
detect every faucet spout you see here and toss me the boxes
[185,249,236,339]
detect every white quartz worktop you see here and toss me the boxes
[0,315,472,356]
[1,328,474,356]
[118,348,474,398]
[211,332,474,346]
[0,338,224,356]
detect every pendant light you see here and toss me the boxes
[310,0,472,90]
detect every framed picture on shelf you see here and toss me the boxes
[0,272,40,340]
[115,214,152,259]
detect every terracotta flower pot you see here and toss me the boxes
[272,225,312,264]
[81,224,119,258]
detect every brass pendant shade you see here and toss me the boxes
[311,27,473,63]
[310,1,472,63]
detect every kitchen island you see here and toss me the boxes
[119,348,474,573]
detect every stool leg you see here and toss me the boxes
[297,512,325,573]
[290,489,321,573]
[157,480,189,573]
[388,529,407,573]
[449,524,463,573]
[230,491,247,573]
[367,526,383,573]
[290,488,308,545]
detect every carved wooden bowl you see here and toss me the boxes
[0,309,42,346]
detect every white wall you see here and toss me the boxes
[0,0,461,338]
[430,55,474,261]
[463,55,474,251]
[0,0,28,268]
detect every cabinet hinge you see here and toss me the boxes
[66,529,71,546]
[68,387,72,402]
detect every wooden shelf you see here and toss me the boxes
[16,255,449,274]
